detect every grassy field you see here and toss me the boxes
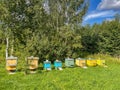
[0,59,120,90]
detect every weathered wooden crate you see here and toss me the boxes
[27,56,39,70]
[6,56,18,73]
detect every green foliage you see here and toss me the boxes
[48,0,88,26]
[81,24,100,53]
[0,45,5,62]
[1,0,120,62]
[0,0,87,61]
[98,20,120,55]
[81,19,120,56]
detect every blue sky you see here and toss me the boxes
[83,0,120,25]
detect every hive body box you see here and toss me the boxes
[97,59,105,66]
[87,58,97,66]
[27,56,39,71]
[54,60,62,70]
[44,60,51,70]
[75,58,86,67]
[6,56,18,73]
[65,58,74,67]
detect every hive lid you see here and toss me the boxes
[76,58,84,60]
[6,56,18,60]
[27,56,39,60]
[44,60,50,62]
[88,58,95,60]
[65,58,74,60]
[55,60,61,62]
[44,60,51,63]
[46,60,49,62]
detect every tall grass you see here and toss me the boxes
[0,61,120,90]
[0,49,120,90]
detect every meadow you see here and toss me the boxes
[0,55,120,90]
[0,1,120,90]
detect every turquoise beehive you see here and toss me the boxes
[43,60,51,70]
[54,60,62,70]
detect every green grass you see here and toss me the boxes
[0,60,120,90]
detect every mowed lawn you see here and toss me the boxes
[0,61,120,90]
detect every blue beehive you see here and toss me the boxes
[54,60,62,70]
[43,60,51,70]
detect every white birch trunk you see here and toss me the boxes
[11,41,14,56]
[6,38,8,58]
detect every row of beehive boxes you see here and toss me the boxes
[65,58,106,68]
[6,56,106,73]
[6,56,63,73]
[6,56,39,73]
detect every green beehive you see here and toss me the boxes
[65,58,74,67]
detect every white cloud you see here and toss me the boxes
[84,11,116,21]
[105,18,115,22]
[97,0,120,10]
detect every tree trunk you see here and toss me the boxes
[6,37,8,58]
[10,40,14,56]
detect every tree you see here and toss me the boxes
[98,20,120,55]
[81,24,100,54]
[1,0,89,61]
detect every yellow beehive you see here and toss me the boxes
[87,58,97,66]
[6,56,18,72]
[97,59,105,66]
[27,56,39,70]
[75,58,86,67]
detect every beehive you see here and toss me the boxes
[43,60,51,70]
[87,58,97,66]
[6,56,18,73]
[97,59,105,66]
[75,58,86,67]
[54,60,62,70]
[65,58,74,67]
[27,56,39,70]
